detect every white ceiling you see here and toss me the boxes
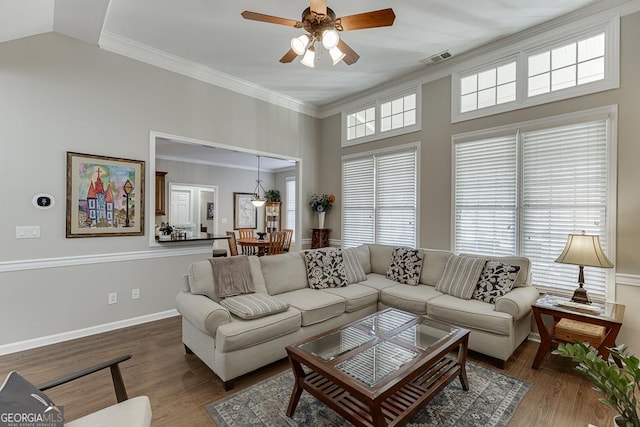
[2,0,603,109]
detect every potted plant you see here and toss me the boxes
[553,342,639,426]
[265,189,281,202]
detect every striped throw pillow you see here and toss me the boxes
[220,293,289,320]
[435,255,487,299]
[343,247,366,284]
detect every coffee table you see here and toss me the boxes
[285,308,470,427]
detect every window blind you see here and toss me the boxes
[342,158,375,247]
[285,177,296,242]
[342,147,417,248]
[375,151,417,247]
[454,135,517,256]
[521,120,609,300]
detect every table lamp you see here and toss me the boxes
[554,231,613,304]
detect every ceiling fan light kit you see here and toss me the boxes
[242,1,395,67]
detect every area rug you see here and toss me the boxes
[206,361,530,427]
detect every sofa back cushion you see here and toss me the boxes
[368,244,397,275]
[260,252,308,295]
[460,253,531,287]
[419,249,454,286]
[188,257,266,302]
[353,244,372,274]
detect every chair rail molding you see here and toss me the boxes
[616,273,640,287]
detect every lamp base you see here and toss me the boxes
[571,286,592,304]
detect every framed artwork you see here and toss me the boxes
[66,152,145,238]
[233,192,257,229]
[207,202,215,220]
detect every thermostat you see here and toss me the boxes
[32,193,55,210]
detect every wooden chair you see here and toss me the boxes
[282,228,293,252]
[226,231,239,256]
[238,228,255,255]
[267,231,287,256]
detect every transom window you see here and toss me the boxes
[460,61,516,113]
[346,106,375,141]
[342,88,421,147]
[528,33,605,97]
[452,17,619,123]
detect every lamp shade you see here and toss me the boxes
[322,29,340,49]
[300,47,315,68]
[554,233,613,268]
[329,46,346,65]
[291,34,309,56]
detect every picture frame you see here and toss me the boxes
[207,202,215,220]
[233,192,257,229]
[66,152,145,238]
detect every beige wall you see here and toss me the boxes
[320,12,640,352]
[0,32,319,348]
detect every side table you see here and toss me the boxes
[311,228,330,249]
[531,294,625,369]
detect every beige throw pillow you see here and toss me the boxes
[435,255,487,299]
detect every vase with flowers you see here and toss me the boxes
[309,193,335,228]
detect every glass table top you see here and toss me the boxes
[356,309,417,335]
[298,326,375,361]
[393,319,458,350]
[336,340,418,387]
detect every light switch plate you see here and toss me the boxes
[16,226,40,239]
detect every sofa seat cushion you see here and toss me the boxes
[216,309,301,353]
[276,289,346,326]
[380,284,443,315]
[427,295,513,336]
[358,273,400,296]
[320,284,378,313]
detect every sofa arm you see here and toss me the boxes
[175,291,231,337]
[495,286,540,321]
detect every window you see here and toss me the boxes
[342,145,418,248]
[285,177,296,242]
[460,61,516,113]
[380,93,417,132]
[343,87,421,147]
[453,107,615,300]
[452,17,619,123]
[346,106,375,141]
[528,33,605,97]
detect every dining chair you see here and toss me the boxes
[282,228,293,252]
[238,228,255,255]
[267,231,286,255]
[226,231,239,256]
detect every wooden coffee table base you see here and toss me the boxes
[286,342,469,427]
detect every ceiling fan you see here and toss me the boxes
[241,0,395,67]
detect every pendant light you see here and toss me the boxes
[251,156,267,207]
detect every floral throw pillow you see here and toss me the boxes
[304,249,348,289]
[473,261,521,304]
[386,247,424,285]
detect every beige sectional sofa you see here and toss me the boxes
[175,244,539,389]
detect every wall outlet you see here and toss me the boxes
[132,288,140,300]
[221,218,228,224]
[108,292,118,305]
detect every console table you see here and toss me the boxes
[531,294,625,369]
[311,228,330,249]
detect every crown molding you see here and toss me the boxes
[98,31,319,118]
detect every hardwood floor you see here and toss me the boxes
[0,316,616,426]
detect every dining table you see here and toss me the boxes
[237,238,270,256]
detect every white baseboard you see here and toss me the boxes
[0,309,180,356]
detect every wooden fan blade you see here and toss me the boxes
[309,0,327,16]
[337,39,360,65]
[241,11,300,27]
[336,8,396,31]
[279,49,298,63]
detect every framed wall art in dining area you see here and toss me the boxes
[66,151,145,237]
[233,192,257,230]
